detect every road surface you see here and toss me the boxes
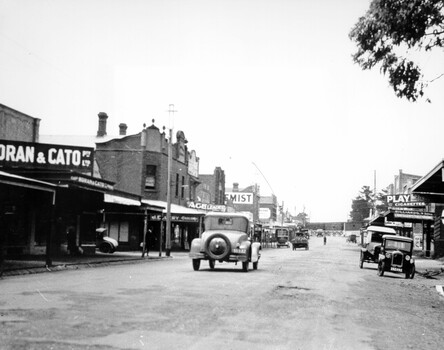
[1,236,443,349]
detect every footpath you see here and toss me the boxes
[1,248,443,279]
[0,251,183,278]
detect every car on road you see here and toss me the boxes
[189,212,261,272]
[359,225,396,268]
[291,231,309,250]
[377,234,415,279]
[276,227,290,248]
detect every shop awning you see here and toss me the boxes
[104,193,141,206]
[411,160,444,196]
[0,170,56,195]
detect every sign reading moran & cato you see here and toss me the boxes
[0,140,94,172]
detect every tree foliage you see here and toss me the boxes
[349,0,444,102]
[349,185,390,222]
[295,212,309,225]
[349,186,374,222]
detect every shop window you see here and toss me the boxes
[108,221,129,243]
[181,176,185,198]
[175,173,179,197]
[145,165,156,189]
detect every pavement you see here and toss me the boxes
[1,247,444,279]
[0,250,183,278]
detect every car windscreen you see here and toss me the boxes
[204,216,249,232]
[384,239,412,252]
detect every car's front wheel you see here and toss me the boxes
[406,264,415,279]
[377,261,385,276]
[99,242,112,253]
[192,259,201,271]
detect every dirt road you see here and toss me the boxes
[1,236,443,349]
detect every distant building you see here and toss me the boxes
[225,183,260,223]
[192,167,227,212]
[386,169,421,195]
[258,194,278,224]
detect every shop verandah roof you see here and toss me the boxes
[411,160,444,196]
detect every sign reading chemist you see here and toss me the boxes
[225,192,253,204]
[0,140,94,172]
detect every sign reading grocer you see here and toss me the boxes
[0,140,94,172]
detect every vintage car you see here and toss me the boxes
[359,225,396,268]
[189,212,261,272]
[275,227,290,248]
[95,228,118,254]
[291,232,309,250]
[377,234,415,279]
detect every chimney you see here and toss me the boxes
[119,123,127,136]
[97,112,108,137]
[233,183,239,192]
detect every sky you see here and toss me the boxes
[1,0,444,222]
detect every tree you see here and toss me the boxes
[349,186,374,222]
[349,0,444,102]
[295,212,309,226]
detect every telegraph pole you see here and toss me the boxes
[165,104,177,257]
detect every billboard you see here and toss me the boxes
[0,139,94,172]
[225,192,254,204]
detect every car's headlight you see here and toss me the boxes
[405,255,410,261]
[385,253,391,258]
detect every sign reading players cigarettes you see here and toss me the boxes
[0,140,94,172]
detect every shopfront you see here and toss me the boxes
[411,160,444,258]
[0,171,56,258]
[143,200,205,251]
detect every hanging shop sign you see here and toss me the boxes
[149,214,199,222]
[70,175,114,191]
[384,218,413,228]
[386,194,425,207]
[187,201,226,212]
[0,140,93,172]
[393,210,434,221]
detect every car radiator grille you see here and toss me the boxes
[392,253,403,267]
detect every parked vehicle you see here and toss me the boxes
[189,212,261,272]
[359,225,396,268]
[291,231,309,250]
[276,227,290,248]
[346,234,357,243]
[377,235,415,279]
[95,228,118,254]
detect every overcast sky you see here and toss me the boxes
[1,0,444,222]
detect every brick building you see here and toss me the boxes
[192,167,226,211]
[225,183,260,223]
[94,119,203,250]
[258,194,278,224]
[1,105,164,261]
[0,104,40,142]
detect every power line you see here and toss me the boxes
[251,161,276,197]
